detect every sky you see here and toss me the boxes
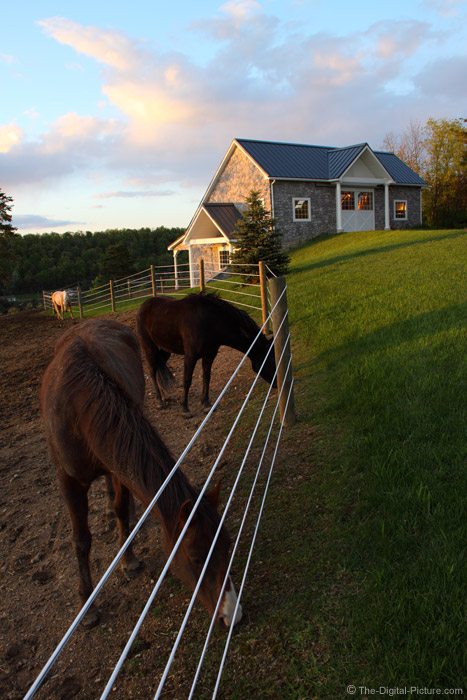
[1,0,466,234]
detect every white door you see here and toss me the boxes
[341,190,375,232]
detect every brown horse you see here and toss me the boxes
[40,319,242,628]
[137,292,276,416]
[51,290,74,320]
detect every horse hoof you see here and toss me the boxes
[80,607,100,629]
[179,410,192,419]
[203,405,212,414]
[123,558,143,578]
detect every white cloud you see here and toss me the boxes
[0,122,24,153]
[2,8,465,199]
[92,189,176,199]
[14,214,81,230]
[1,53,15,65]
[423,0,466,17]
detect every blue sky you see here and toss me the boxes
[1,0,466,234]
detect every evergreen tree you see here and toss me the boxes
[98,243,134,283]
[231,190,289,278]
[0,189,18,289]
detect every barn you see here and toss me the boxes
[169,137,426,284]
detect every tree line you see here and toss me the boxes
[0,216,186,295]
[383,117,467,228]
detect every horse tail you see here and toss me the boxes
[137,308,175,393]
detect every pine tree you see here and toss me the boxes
[0,189,18,288]
[231,190,289,278]
[0,189,17,237]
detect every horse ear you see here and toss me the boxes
[206,480,222,509]
[178,499,196,527]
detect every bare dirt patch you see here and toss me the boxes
[0,309,273,700]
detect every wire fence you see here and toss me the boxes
[42,261,268,319]
[25,280,294,700]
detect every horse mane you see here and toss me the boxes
[60,337,202,522]
[199,292,261,340]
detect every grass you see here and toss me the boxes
[281,228,467,693]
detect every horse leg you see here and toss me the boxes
[181,354,197,417]
[105,474,115,524]
[111,476,141,576]
[68,303,74,319]
[154,349,172,406]
[58,472,100,628]
[201,354,216,412]
[53,301,60,320]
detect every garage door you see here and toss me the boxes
[341,190,375,232]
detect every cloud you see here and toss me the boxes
[414,55,467,99]
[2,8,465,199]
[423,0,465,17]
[92,189,176,199]
[38,17,141,71]
[14,214,81,231]
[0,122,24,153]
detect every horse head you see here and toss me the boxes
[168,482,242,628]
[251,335,277,388]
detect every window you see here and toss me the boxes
[293,198,311,221]
[219,249,230,267]
[358,192,373,211]
[394,200,407,220]
[341,191,355,210]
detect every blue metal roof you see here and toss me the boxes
[374,151,426,185]
[204,203,241,239]
[235,138,426,185]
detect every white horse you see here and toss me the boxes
[51,290,74,320]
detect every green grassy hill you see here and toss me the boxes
[279,228,467,694]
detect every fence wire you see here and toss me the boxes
[31,275,290,700]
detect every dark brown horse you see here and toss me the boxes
[40,319,242,628]
[137,292,276,416]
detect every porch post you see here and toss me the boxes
[188,242,194,288]
[173,250,179,290]
[384,182,391,230]
[336,181,343,233]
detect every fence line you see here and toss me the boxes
[43,260,271,322]
[100,308,289,700]
[25,281,293,700]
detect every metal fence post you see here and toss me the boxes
[110,280,115,313]
[199,259,205,292]
[259,261,269,335]
[151,265,156,296]
[269,276,296,427]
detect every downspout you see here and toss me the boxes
[270,179,276,218]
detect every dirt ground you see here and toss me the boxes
[0,308,277,700]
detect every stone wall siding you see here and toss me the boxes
[189,244,227,285]
[273,181,336,248]
[390,186,421,229]
[208,147,270,207]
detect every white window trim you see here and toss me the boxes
[293,197,311,222]
[394,200,408,221]
[219,248,230,266]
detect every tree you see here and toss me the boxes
[99,243,134,281]
[231,190,289,278]
[382,120,426,175]
[382,117,467,228]
[423,118,467,228]
[0,189,18,288]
